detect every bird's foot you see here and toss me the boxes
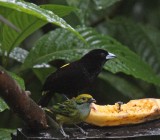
[80,128,88,135]
[60,129,69,138]
[74,124,88,135]
[60,125,70,138]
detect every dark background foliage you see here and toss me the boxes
[0,0,160,139]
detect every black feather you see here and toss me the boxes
[38,49,115,107]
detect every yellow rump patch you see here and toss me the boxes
[60,63,70,68]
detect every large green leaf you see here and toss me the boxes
[22,28,86,69]
[66,0,90,25]
[22,27,160,86]
[0,0,79,53]
[33,67,56,84]
[0,128,15,140]
[99,72,145,99]
[40,4,76,17]
[102,18,160,75]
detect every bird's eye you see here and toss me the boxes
[100,53,106,58]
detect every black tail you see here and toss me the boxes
[38,92,53,107]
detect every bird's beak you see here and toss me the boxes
[88,98,96,103]
[106,52,116,60]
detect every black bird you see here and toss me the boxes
[38,49,116,107]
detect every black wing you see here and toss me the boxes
[42,61,91,95]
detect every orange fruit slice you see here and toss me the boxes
[85,98,160,126]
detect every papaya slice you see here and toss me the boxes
[85,98,160,126]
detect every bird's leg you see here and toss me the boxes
[60,124,69,138]
[74,124,88,135]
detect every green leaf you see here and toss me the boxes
[0,128,16,140]
[40,4,76,17]
[103,18,160,75]
[0,98,9,112]
[33,67,56,83]
[22,28,86,69]
[0,0,80,53]
[22,27,160,86]
[93,0,121,10]
[8,72,25,90]
[66,0,90,25]
[99,72,145,99]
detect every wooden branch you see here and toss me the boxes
[12,119,160,139]
[0,68,48,129]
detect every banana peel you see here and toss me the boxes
[85,98,160,126]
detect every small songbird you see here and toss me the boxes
[38,49,116,107]
[44,94,96,138]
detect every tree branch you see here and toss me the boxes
[0,68,48,129]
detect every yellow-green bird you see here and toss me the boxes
[45,94,96,138]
